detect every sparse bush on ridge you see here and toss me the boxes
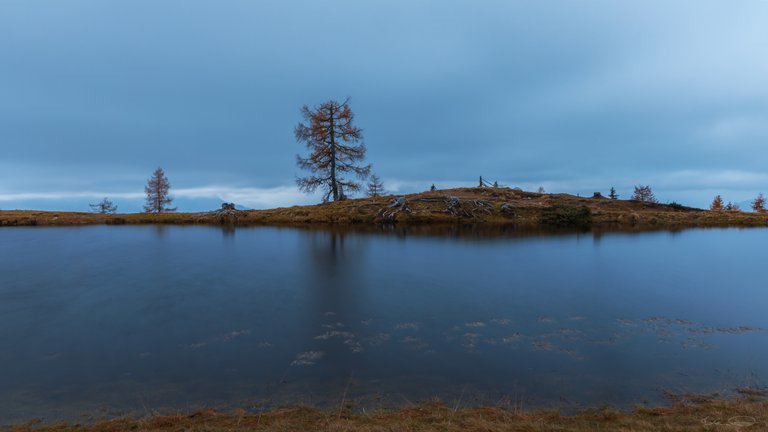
[752,193,766,213]
[711,195,724,211]
[631,185,658,203]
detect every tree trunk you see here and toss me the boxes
[329,106,338,201]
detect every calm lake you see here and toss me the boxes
[1,225,766,423]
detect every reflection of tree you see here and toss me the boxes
[221,225,236,239]
[290,229,371,381]
[298,229,370,322]
[153,225,168,238]
[306,229,365,287]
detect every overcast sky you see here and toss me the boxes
[1,1,767,211]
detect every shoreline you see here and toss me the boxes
[6,394,767,431]
[2,187,767,230]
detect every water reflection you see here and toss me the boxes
[0,225,767,423]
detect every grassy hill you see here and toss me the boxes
[1,187,767,229]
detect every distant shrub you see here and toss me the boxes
[608,187,618,200]
[540,205,592,228]
[752,193,766,213]
[668,202,686,211]
[710,195,724,211]
[631,185,658,203]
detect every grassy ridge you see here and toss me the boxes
[1,188,767,229]
[7,397,768,431]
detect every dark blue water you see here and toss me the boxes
[1,226,766,423]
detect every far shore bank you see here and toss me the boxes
[6,394,768,431]
[2,187,767,230]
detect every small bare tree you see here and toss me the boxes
[631,185,658,203]
[710,195,724,211]
[89,197,117,214]
[752,193,766,213]
[295,99,371,202]
[609,187,618,200]
[366,174,385,197]
[537,186,546,194]
[144,167,176,213]
[725,201,740,212]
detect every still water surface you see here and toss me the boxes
[0,226,766,422]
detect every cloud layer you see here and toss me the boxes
[1,1,767,210]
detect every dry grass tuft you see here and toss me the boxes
[6,397,768,432]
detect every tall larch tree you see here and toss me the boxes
[295,99,371,202]
[144,167,176,213]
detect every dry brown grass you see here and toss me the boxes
[7,398,768,431]
[2,187,767,229]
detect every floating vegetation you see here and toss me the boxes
[590,334,620,346]
[402,336,429,351]
[395,322,419,330]
[174,314,761,366]
[688,327,717,334]
[532,340,555,351]
[551,328,585,342]
[344,338,364,353]
[292,351,325,366]
[314,330,355,340]
[716,326,761,334]
[185,329,252,350]
[362,333,391,346]
[642,317,692,326]
[464,321,486,328]
[558,348,584,360]
[322,322,345,329]
[501,333,525,345]
[221,329,251,341]
[461,333,482,352]
[681,338,714,351]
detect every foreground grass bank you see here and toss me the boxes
[2,187,767,229]
[7,397,768,431]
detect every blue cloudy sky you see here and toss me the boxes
[1,1,767,211]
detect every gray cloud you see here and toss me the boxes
[1,0,767,210]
